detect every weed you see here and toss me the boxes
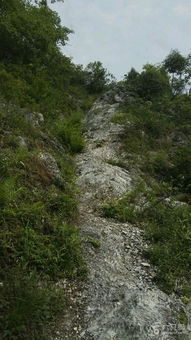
[87,236,101,248]
[106,158,127,168]
[102,181,146,223]
[181,296,190,305]
[49,111,85,153]
[111,112,126,124]
[179,311,188,325]
[181,286,191,298]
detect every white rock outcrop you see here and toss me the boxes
[74,101,190,340]
[52,100,191,340]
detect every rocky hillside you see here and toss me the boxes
[78,99,191,340]
[1,2,191,339]
[1,90,191,340]
[49,96,191,340]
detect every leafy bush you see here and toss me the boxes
[137,65,170,100]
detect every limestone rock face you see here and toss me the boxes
[77,103,132,204]
[51,99,190,340]
[73,101,190,340]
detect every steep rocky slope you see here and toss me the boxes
[75,99,191,340]
[49,98,191,340]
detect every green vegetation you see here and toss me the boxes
[49,111,85,153]
[87,236,101,249]
[104,52,191,294]
[163,49,191,95]
[0,105,87,339]
[1,273,63,339]
[0,0,111,338]
[103,182,191,293]
[106,158,127,169]
[84,61,115,94]
[103,181,145,224]
[179,311,188,325]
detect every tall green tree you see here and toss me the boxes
[163,49,187,75]
[0,0,86,111]
[84,61,114,93]
[124,67,140,92]
[163,49,190,95]
[0,0,72,64]
[136,64,170,100]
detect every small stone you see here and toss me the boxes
[38,152,64,186]
[25,111,44,127]
[141,262,151,268]
[17,136,27,148]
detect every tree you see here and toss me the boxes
[163,50,189,95]
[0,0,87,111]
[84,61,114,93]
[0,0,72,64]
[124,67,140,93]
[136,64,170,100]
[34,0,64,4]
[163,49,187,76]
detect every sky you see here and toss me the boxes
[50,0,191,80]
